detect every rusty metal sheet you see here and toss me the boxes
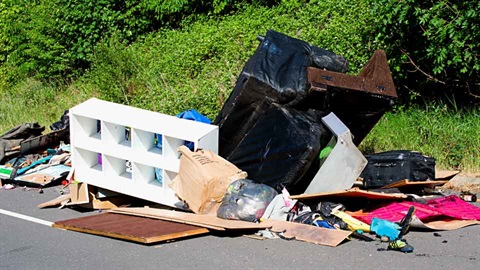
[307,50,397,98]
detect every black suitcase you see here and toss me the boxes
[361,150,436,189]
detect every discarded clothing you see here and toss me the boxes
[356,195,480,224]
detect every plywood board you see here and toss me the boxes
[109,207,270,231]
[262,219,352,247]
[381,179,448,189]
[53,213,209,244]
[290,188,407,200]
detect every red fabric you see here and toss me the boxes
[355,195,480,224]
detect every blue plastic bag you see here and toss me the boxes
[176,109,212,125]
[176,109,212,151]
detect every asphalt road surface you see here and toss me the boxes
[1,186,479,270]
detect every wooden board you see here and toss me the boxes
[290,188,407,200]
[53,213,209,244]
[109,207,271,231]
[381,179,448,189]
[37,194,71,209]
[262,219,352,247]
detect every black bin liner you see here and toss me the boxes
[227,103,330,194]
[361,150,436,189]
[214,30,348,158]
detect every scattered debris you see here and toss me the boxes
[1,30,479,253]
[53,213,209,244]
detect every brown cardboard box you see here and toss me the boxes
[169,146,247,215]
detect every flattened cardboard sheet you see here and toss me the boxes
[381,179,448,189]
[109,207,270,231]
[290,188,407,200]
[262,219,351,247]
[410,216,480,231]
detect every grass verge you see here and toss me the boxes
[360,104,480,173]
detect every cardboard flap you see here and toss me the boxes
[170,146,247,215]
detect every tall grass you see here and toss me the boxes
[360,104,480,172]
[0,79,96,133]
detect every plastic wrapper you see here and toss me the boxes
[217,179,278,222]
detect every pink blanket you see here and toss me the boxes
[356,195,480,224]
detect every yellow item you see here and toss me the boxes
[332,210,371,232]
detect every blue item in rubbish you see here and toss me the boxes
[370,217,401,241]
[154,109,211,151]
[176,109,212,151]
[154,168,163,185]
[312,219,336,229]
[176,109,212,124]
[16,156,52,175]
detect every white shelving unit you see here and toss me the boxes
[69,98,218,207]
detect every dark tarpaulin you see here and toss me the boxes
[214,30,348,158]
[226,103,330,194]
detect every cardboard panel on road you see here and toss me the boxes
[109,207,270,231]
[53,212,209,244]
[263,219,352,247]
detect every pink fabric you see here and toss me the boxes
[355,195,480,224]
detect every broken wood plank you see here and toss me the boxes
[37,194,71,208]
[109,207,270,231]
[290,188,407,200]
[262,219,352,247]
[380,179,448,189]
[53,212,209,244]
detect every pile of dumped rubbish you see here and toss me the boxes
[1,30,479,252]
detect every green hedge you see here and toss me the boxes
[372,0,479,102]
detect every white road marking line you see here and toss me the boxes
[0,209,53,227]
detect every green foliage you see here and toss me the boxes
[1,0,71,84]
[85,0,375,120]
[1,0,280,84]
[372,0,480,102]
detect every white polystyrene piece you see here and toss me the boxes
[70,98,219,208]
[304,113,367,194]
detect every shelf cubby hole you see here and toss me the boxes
[133,163,163,187]
[163,170,177,188]
[164,136,185,159]
[132,129,162,155]
[102,121,131,147]
[103,155,132,180]
[75,148,102,171]
[72,115,101,140]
